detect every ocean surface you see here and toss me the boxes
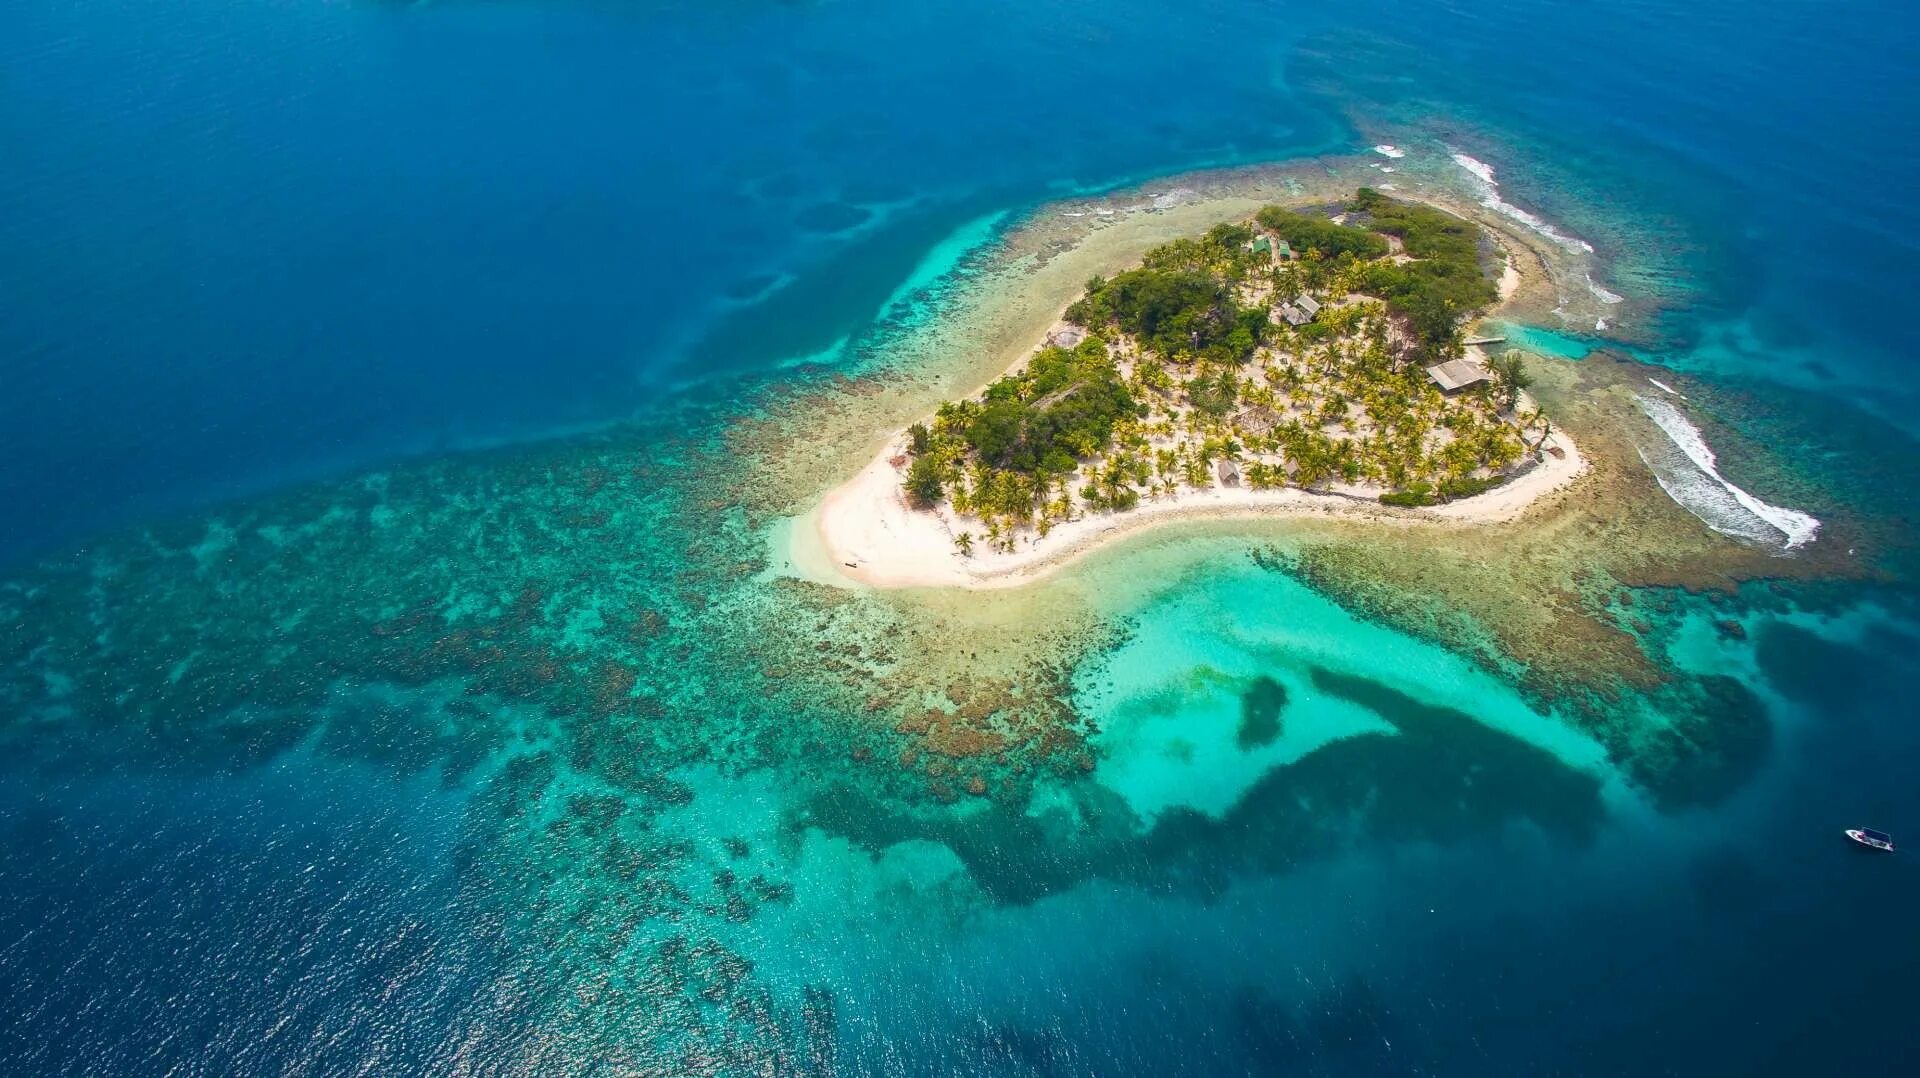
[3,0,1919,1073]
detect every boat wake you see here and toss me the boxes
[1634,393,1820,550]
[1449,152,1596,255]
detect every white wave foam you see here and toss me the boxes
[1634,394,1820,549]
[1373,144,1406,159]
[1647,378,1682,397]
[1449,152,1596,255]
[1149,187,1199,210]
[1584,274,1624,304]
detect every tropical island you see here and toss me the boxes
[808,187,1585,587]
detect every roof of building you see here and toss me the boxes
[1295,294,1322,316]
[1233,405,1279,436]
[1047,325,1086,349]
[1252,235,1272,253]
[1425,358,1492,392]
[1216,458,1242,485]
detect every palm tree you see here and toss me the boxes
[1489,353,1533,411]
[954,531,975,557]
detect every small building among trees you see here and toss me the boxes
[1425,358,1493,395]
[1277,295,1322,327]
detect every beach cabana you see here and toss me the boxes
[1216,458,1242,486]
[1047,325,1086,349]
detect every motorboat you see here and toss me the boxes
[1846,828,1895,852]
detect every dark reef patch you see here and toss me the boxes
[1236,674,1288,749]
[806,664,1605,906]
[1624,674,1773,811]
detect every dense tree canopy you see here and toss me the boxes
[1254,206,1389,260]
[907,337,1137,522]
[1347,188,1499,348]
[1066,225,1272,365]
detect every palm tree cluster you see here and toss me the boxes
[909,195,1548,553]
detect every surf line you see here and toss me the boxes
[1634,393,1820,549]
[1448,150,1596,255]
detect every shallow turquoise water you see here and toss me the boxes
[3,0,1919,1073]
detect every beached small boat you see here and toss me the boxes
[1846,828,1895,852]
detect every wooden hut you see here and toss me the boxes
[1425,358,1492,394]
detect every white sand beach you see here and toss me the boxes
[795,421,1585,590]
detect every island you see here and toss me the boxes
[811,188,1585,587]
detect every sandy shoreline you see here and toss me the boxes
[786,182,1591,591]
[794,422,1584,589]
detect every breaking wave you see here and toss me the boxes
[1450,152,1596,255]
[1634,393,1820,549]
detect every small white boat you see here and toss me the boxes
[1846,828,1895,852]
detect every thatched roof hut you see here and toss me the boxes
[1233,405,1279,437]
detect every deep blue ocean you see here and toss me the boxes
[4,0,1919,1073]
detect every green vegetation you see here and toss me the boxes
[1066,249,1270,364]
[1254,206,1389,261]
[906,191,1546,546]
[1488,352,1533,409]
[1379,484,1438,508]
[1348,187,1499,349]
[904,337,1138,539]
